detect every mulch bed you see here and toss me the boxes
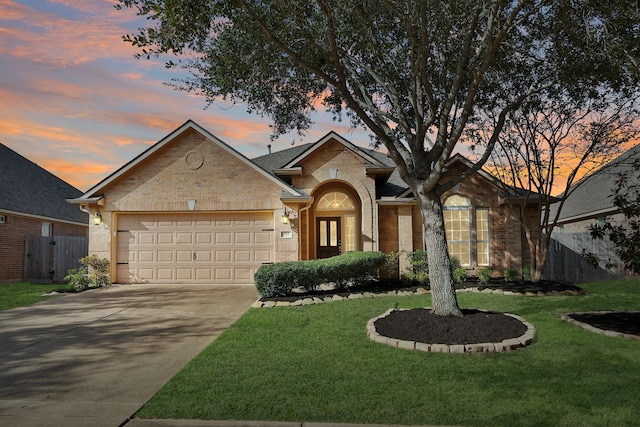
[260,279,638,343]
[374,308,528,345]
[566,312,640,336]
[260,278,584,303]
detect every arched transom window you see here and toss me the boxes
[316,191,356,211]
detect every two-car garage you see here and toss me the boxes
[115,212,274,284]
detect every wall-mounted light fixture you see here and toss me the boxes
[281,207,290,224]
[93,210,102,225]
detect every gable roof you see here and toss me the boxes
[252,132,408,197]
[0,143,88,224]
[553,143,640,223]
[72,120,305,202]
[282,131,387,169]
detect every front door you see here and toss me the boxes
[316,217,341,259]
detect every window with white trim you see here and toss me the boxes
[476,208,490,266]
[41,222,52,237]
[443,195,471,266]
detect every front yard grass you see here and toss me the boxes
[137,278,640,427]
[0,282,73,311]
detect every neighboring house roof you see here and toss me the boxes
[0,142,88,224]
[71,120,306,203]
[552,144,640,224]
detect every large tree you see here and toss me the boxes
[117,0,639,316]
[485,91,639,282]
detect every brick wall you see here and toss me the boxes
[0,214,87,282]
[290,139,379,254]
[88,128,298,267]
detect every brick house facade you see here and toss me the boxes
[69,120,540,285]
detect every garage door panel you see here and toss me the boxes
[176,250,193,262]
[215,232,232,244]
[176,269,192,280]
[214,268,232,280]
[138,268,156,280]
[176,233,193,244]
[195,269,212,280]
[138,233,155,245]
[195,232,212,244]
[157,233,174,244]
[195,251,211,262]
[157,251,174,262]
[138,251,155,262]
[235,232,251,244]
[116,212,274,284]
[234,268,253,281]
[235,250,251,262]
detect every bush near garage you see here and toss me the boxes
[254,251,387,298]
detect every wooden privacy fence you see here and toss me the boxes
[24,236,88,283]
[543,232,624,283]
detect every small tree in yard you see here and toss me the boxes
[588,157,640,275]
[485,93,639,282]
[116,0,639,316]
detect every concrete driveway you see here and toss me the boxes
[0,284,258,427]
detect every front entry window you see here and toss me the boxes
[315,190,358,257]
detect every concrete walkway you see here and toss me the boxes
[0,284,258,427]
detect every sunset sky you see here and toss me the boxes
[0,0,371,192]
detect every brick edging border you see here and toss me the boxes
[252,285,583,308]
[561,311,640,341]
[366,308,536,353]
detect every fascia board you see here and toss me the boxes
[0,208,88,227]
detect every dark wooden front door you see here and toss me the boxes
[316,217,341,259]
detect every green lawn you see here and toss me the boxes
[0,282,74,311]
[137,279,640,427]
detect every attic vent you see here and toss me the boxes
[0,215,5,224]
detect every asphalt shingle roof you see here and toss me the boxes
[552,144,640,222]
[0,143,88,224]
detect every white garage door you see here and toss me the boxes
[116,212,274,284]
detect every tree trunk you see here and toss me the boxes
[530,236,550,282]
[416,190,463,317]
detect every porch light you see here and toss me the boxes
[281,208,290,224]
[93,211,102,225]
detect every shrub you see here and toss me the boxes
[450,257,462,271]
[380,251,400,279]
[254,251,387,298]
[522,265,532,281]
[453,267,468,283]
[478,269,493,284]
[65,255,110,291]
[503,267,520,282]
[64,267,90,292]
[403,250,429,283]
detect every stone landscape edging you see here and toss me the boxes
[251,285,582,308]
[367,308,536,354]
[561,311,640,341]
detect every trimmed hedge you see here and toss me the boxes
[254,251,387,298]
